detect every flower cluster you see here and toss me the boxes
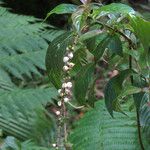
[57,46,75,107]
[53,46,75,149]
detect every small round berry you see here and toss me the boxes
[52,143,57,147]
[66,82,72,88]
[64,97,69,102]
[58,89,62,94]
[68,52,73,59]
[68,62,75,68]
[63,65,69,71]
[66,47,70,51]
[65,88,71,94]
[57,101,62,106]
[55,111,61,116]
[63,56,69,63]
[62,83,67,88]
[59,93,64,97]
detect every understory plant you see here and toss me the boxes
[46,0,150,149]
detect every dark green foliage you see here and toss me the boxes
[93,3,135,18]
[70,101,140,150]
[129,16,150,53]
[46,3,77,18]
[140,94,150,144]
[45,32,73,89]
[104,69,132,116]
[0,1,150,149]
[0,4,60,148]
[107,34,123,57]
[0,87,57,145]
[45,2,150,149]
[74,63,95,105]
[0,6,64,82]
[1,136,50,150]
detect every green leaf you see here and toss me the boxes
[69,101,140,150]
[71,46,88,76]
[85,32,107,51]
[108,34,123,57]
[112,85,142,114]
[74,63,95,105]
[133,74,148,109]
[46,4,77,18]
[72,7,89,32]
[79,30,103,41]
[129,15,150,53]
[86,33,123,61]
[45,32,73,89]
[92,35,110,61]
[104,69,133,116]
[93,3,135,18]
[118,86,141,99]
[87,79,97,107]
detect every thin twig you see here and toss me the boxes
[129,55,145,150]
[68,101,84,109]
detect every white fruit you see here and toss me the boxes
[66,82,72,88]
[52,143,56,147]
[58,89,61,93]
[68,62,75,67]
[63,56,69,63]
[56,111,60,116]
[57,101,62,106]
[64,97,69,102]
[63,65,69,71]
[65,88,70,94]
[62,83,67,88]
[68,52,73,59]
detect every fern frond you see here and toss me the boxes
[1,136,51,150]
[0,6,64,81]
[140,93,150,148]
[70,101,141,150]
[0,87,57,145]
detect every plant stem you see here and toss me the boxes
[62,101,67,143]
[129,55,145,150]
[136,109,145,150]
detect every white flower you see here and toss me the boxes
[62,83,67,88]
[68,52,73,59]
[58,89,61,94]
[59,93,64,97]
[64,97,69,102]
[63,56,69,63]
[57,101,62,106]
[63,65,69,71]
[65,88,71,94]
[66,82,72,88]
[68,62,75,68]
[52,143,56,147]
[56,111,61,116]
